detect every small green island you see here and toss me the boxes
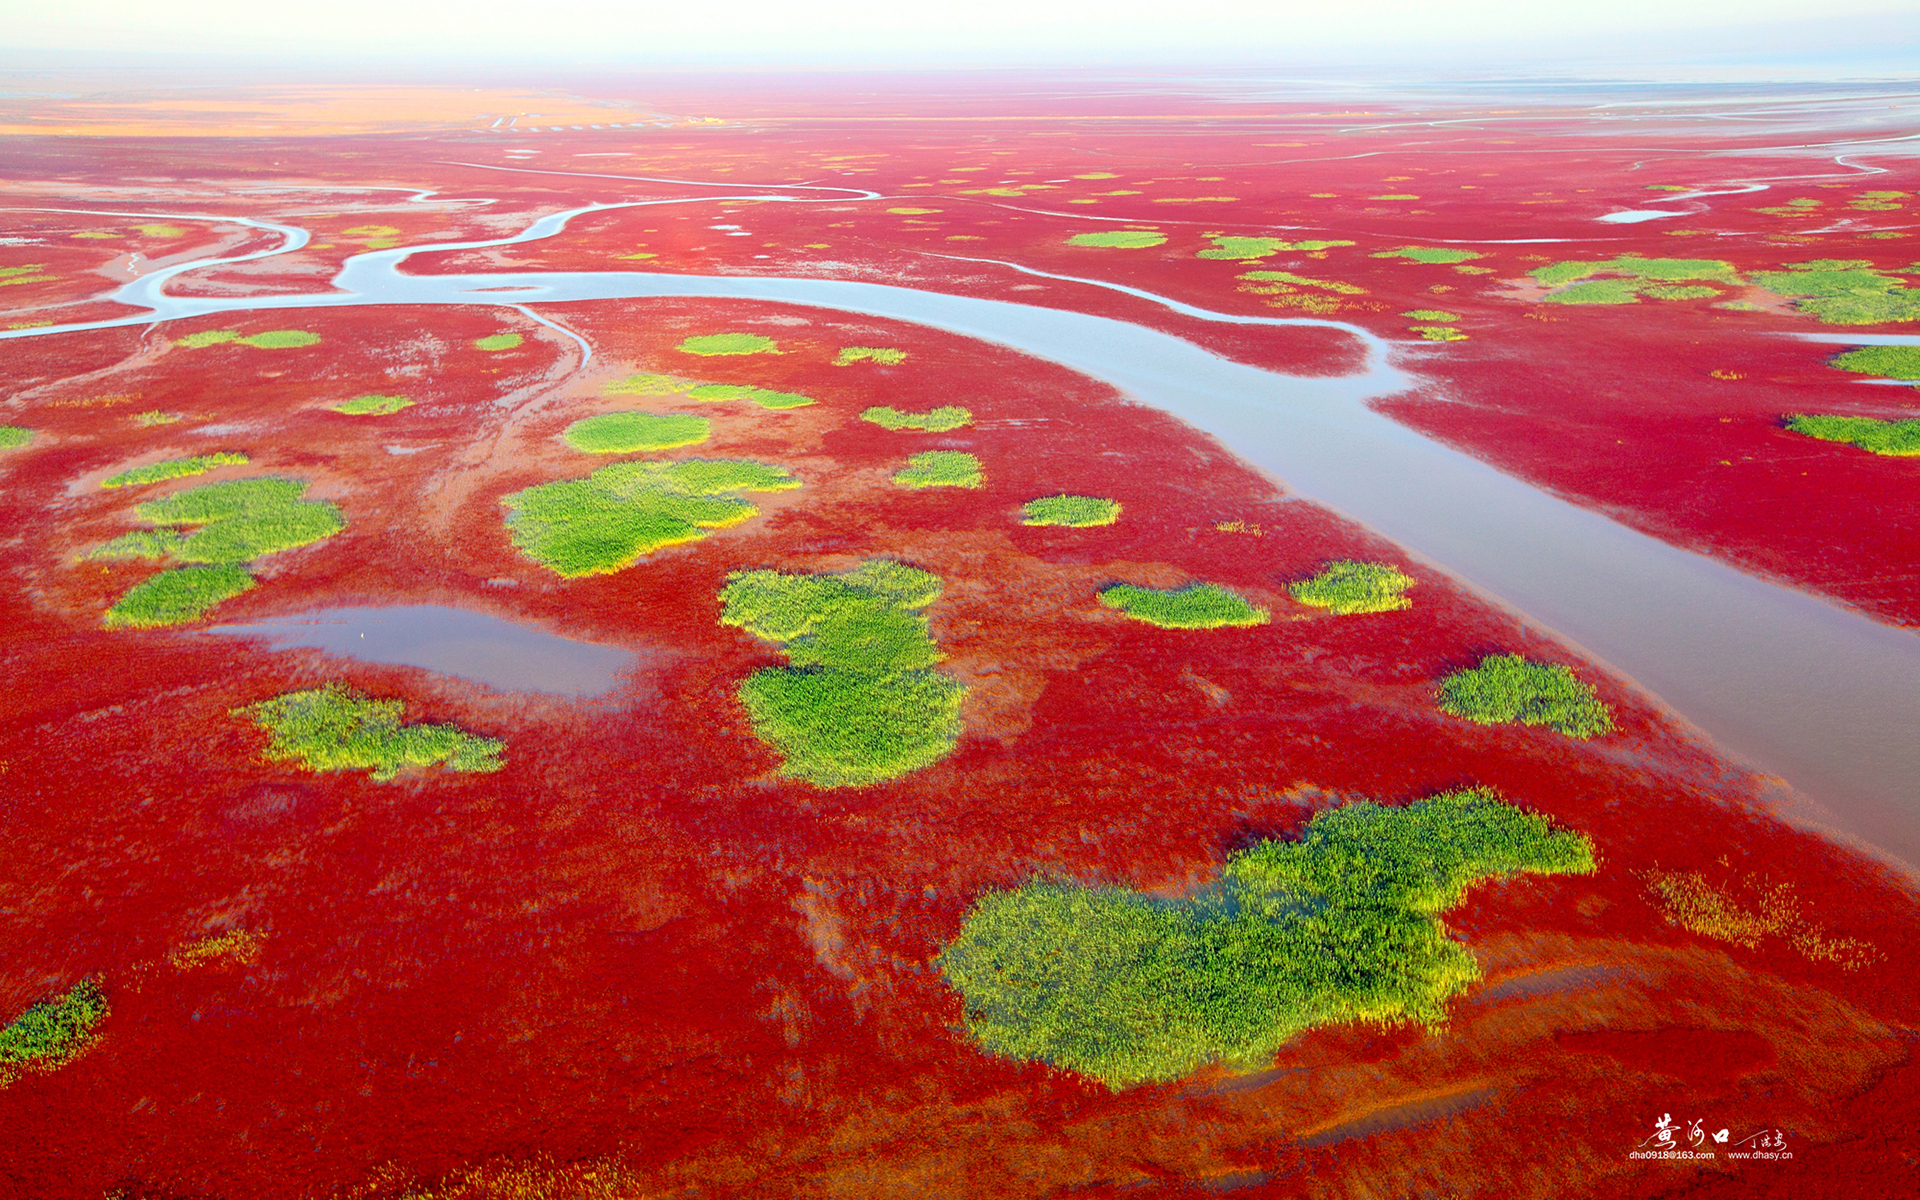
[1099,582,1268,629]
[237,684,504,781]
[606,373,815,410]
[1,980,108,1086]
[1437,653,1614,738]
[1785,413,1920,456]
[94,477,346,627]
[1290,560,1414,614]
[1067,230,1165,249]
[330,394,415,416]
[677,333,779,356]
[1021,494,1120,527]
[720,561,965,787]
[894,451,983,488]
[938,788,1595,1087]
[862,405,972,432]
[177,329,322,349]
[562,411,711,453]
[502,458,799,577]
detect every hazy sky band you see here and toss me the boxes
[8,0,1917,67]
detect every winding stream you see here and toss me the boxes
[6,198,1918,866]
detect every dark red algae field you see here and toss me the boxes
[2,76,1919,1199]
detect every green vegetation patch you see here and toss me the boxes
[502,458,799,577]
[894,450,982,488]
[1784,413,1920,456]
[475,333,523,351]
[104,564,256,628]
[604,373,814,409]
[1198,237,1357,261]
[1099,582,1268,629]
[0,980,107,1085]
[720,561,964,787]
[1410,325,1467,341]
[1067,230,1166,249]
[1532,255,1739,288]
[937,787,1595,1087]
[1401,310,1461,321]
[1531,256,1738,306]
[835,346,908,365]
[562,411,711,453]
[1022,494,1120,526]
[1832,345,1920,380]
[1749,260,1920,324]
[862,405,972,432]
[1372,247,1484,264]
[0,426,32,448]
[237,683,503,781]
[176,329,319,349]
[129,478,345,565]
[1239,270,1367,295]
[0,264,55,287]
[678,333,779,356]
[95,477,344,627]
[102,453,249,489]
[241,330,321,349]
[1290,560,1414,614]
[133,411,182,427]
[1541,279,1646,306]
[331,394,414,416]
[1437,653,1614,739]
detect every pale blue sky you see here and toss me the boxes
[7,0,1915,69]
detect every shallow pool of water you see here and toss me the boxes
[207,604,637,697]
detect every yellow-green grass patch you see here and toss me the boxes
[937,787,1594,1087]
[1372,247,1483,264]
[474,333,523,351]
[134,223,186,237]
[102,453,249,489]
[1239,270,1367,295]
[562,411,711,453]
[894,450,982,488]
[177,329,321,349]
[1784,414,1920,455]
[237,683,503,781]
[1197,236,1355,261]
[678,333,779,356]
[606,373,814,409]
[0,426,32,448]
[330,394,414,416]
[0,980,107,1086]
[721,561,964,787]
[119,477,344,565]
[1068,231,1166,249]
[1290,560,1414,614]
[1437,653,1613,738]
[1401,309,1461,321]
[96,477,345,627]
[0,265,55,287]
[133,411,182,427]
[1746,260,1920,324]
[1099,582,1268,629]
[502,458,799,577]
[835,346,908,365]
[1410,326,1467,341]
[1022,494,1120,526]
[1832,345,1920,380]
[862,405,971,432]
[103,564,257,628]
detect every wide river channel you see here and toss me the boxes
[7,198,1919,868]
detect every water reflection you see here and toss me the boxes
[208,604,636,697]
